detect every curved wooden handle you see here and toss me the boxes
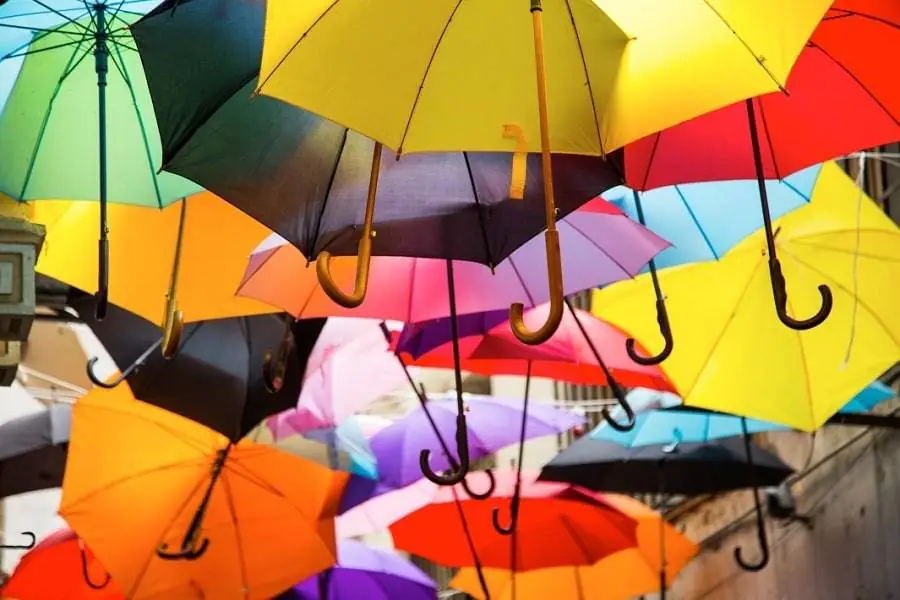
[315,142,382,309]
[510,230,563,345]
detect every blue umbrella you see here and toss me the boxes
[590,381,896,447]
[598,164,822,366]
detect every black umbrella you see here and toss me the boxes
[68,290,327,441]
[0,403,72,550]
[131,0,623,342]
[538,436,793,496]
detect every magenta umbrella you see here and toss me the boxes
[237,198,670,322]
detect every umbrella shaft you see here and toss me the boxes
[93,4,109,239]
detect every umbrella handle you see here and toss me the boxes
[0,531,35,549]
[95,239,109,321]
[161,300,183,359]
[600,386,636,432]
[510,230,564,345]
[461,468,497,500]
[80,544,111,589]
[733,419,771,572]
[262,318,293,393]
[419,413,471,486]
[625,296,673,365]
[315,142,382,309]
[491,490,520,536]
[156,538,210,561]
[768,257,832,331]
[86,337,163,389]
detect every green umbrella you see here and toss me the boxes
[0,1,201,318]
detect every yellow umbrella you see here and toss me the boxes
[591,162,900,431]
[451,494,697,600]
[255,0,828,343]
[8,193,277,357]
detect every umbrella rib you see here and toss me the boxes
[29,0,91,33]
[638,132,664,191]
[807,42,900,127]
[782,290,817,426]
[699,0,784,89]
[829,9,900,32]
[562,218,635,280]
[395,0,463,155]
[309,128,350,256]
[221,471,251,600]
[562,0,605,155]
[672,185,719,260]
[755,99,782,180]
[507,257,537,307]
[462,152,497,269]
[108,38,166,208]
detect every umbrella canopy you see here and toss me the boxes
[591,161,900,430]
[391,470,638,571]
[0,528,121,599]
[256,0,825,155]
[237,193,668,322]
[265,318,406,437]
[60,383,349,600]
[0,1,198,205]
[69,291,327,441]
[841,380,896,414]
[601,164,821,271]
[395,304,674,390]
[618,0,900,189]
[539,437,794,496]
[23,193,277,328]
[131,0,625,262]
[336,478,437,539]
[369,393,583,488]
[278,540,436,600]
[0,403,70,498]
[452,495,697,600]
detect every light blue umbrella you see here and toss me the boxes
[590,382,896,447]
[599,164,822,366]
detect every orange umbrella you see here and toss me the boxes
[451,495,697,600]
[60,384,349,600]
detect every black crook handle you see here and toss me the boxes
[419,414,471,486]
[80,545,111,589]
[491,493,520,536]
[600,381,636,432]
[733,418,771,572]
[625,297,673,365]
[768,258,833,331]
[86,337,163,389]
[156,538,210,561]
[0,531,35,549]
[734,537,769,572]
[461,468,497,500]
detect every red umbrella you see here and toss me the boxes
[1,529,121,600]
[389,470,638,572]
[394,302,674,392]
[612,0,899,341]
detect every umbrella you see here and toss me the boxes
[0,402,70,499]
[591,161,900,431]
[0,528,120,599]
[616,0,900,334]
[247,422,373,481]
[131,0,633,337]
[390,470,639,571]
[236,197,669,323]
[0,1,202,318]
[598,164,820,363]
[368,392,583,489]
[60,383,349,600]
[265,318,406,437]
[452,495,697,600]
[590,382,898,446]
[538,437,793,496]
[254,0,827,343]
[277,540,436,600]
[68,290,327,441]
[22,193,277,357]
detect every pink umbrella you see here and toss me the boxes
[267,318,406,439]
[237,198,669,321]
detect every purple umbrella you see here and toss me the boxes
[395,310,510,359]
[277,540,436,600]
[369,393,584,489]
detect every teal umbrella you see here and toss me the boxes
[0,1,200,318]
